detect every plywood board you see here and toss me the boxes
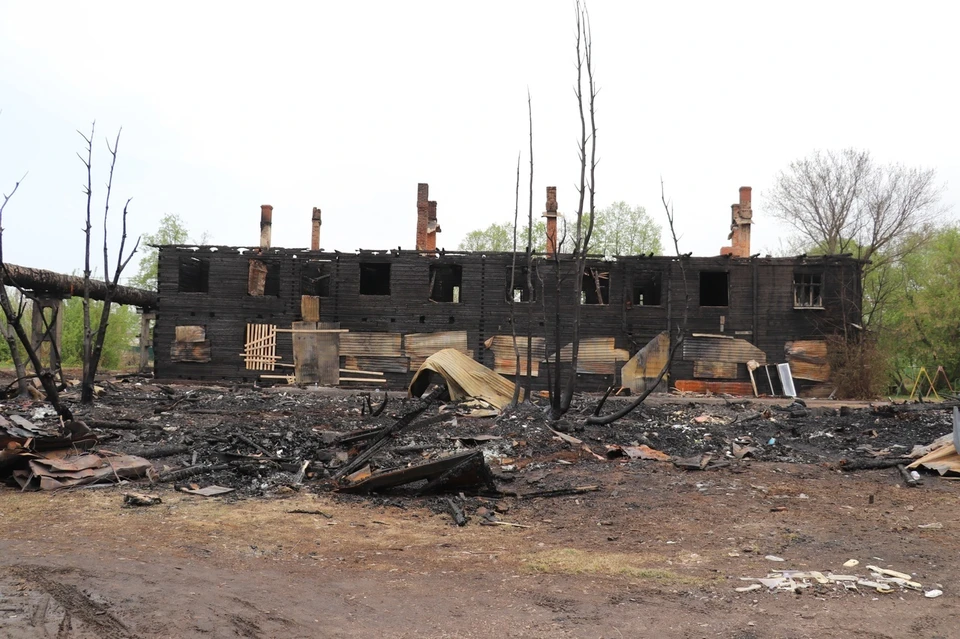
[248,259,268,296]
[293,321,340,385]
[621,331,670,394]
[785,339,831,381]
[175,325,206,342]
[301,295,320,322]
[170,340,211,363]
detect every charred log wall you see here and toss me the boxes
[155,246,862,387]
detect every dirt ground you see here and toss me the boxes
[1,380,958,638]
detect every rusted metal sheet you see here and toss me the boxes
[674,380,754,395]
[340,332,403,357]
[248,259,267,295]
[405,331,470,369]
[548,337,630,375]
[170,340,211,363]
[409,348,521,409]
[174,325,206,342]
[693,360,738,379]
[621,331,670,394]
[12,453,152,491]
[682,336,767,365]
[785,339,831,382]
[484,335,546,377]
[342,356,410,373]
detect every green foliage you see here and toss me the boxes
[129,214,196,290]
[880,225,960,384]
[586,202,662,256]
[458,220,548,253]
[60,299,139,369]
[457,202,660,257]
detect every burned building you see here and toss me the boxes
[154,185,862,396]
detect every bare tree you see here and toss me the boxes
[524,89,535,399]
[77,124,140,404]
[509,151,522,406]
[767,149,944,326]
[557,0,597,416]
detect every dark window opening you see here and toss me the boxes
[301,261,332,297]
[359,263,391,295]
[506,266,535,302]
[794,273,823,308]
[178,256,209,293]
[581,267,610,305]
[248,259,280,296]
[429,264,462,303]
[699,271,729,306]
[632,271,662,306]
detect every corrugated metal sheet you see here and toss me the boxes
[682,336,767,365]
[693,361,737,379]
[408,348,520,409]
[484,335,546,377]
[621,331,670,393]
[340,332,403,357]
[547,337,629,375]
[405,331,470,368]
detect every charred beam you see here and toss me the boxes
[2,263,158,309]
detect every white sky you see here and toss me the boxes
[1,0,957,281]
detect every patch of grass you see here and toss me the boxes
[522,548,689,582]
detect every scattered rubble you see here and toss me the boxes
[735,560,940,597]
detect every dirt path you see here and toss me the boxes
[2,460,958,638]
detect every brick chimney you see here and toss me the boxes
[311,207,322,251]
[543,186,558,256]
[720,186,752,258]
[260,204,273,249]
[416,183,429,250]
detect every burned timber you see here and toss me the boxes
[154,185,862,397]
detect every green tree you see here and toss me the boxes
[60,298,139,369]
[129,214,206,290]
[458,220,548,253]
[587,202,662,256]
[881,225,960,385]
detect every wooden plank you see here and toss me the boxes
[175,325,205,342]
[342,355,410,374]
[340,377,386,383]
[248,259,267,295]
[293,321,321,384]
[693,361,738,379]
[339,368,384,375]
[301,295,320,322]
[170,340,211,363]
[243,323,277,371]
[276,329,349,333]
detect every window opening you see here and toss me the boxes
[301,261,332,297]
[248,259,280,296]
[580,267,610,305]
[632,271,662,306]
[429,264,462,303]
[178,256,210,293]
[506,266,534,302]
[699,271,729,306]
[359,263,391,295]
[793,273,823,308]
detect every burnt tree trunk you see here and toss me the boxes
[1,263,156,309]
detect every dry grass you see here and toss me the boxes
[521,547,691,582]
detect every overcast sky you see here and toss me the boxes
[1,0,956,281]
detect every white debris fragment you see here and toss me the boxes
[843,559,860,568]
[764,555,786,562]
[925,589,943,598]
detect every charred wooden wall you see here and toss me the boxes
[155,246,862,389]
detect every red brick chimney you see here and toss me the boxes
[426,200,440,251]
[416,183,429,250]
[720,186,752,258]
[543,186,558,256]
[311,207,322,251]
[260,204,273,249]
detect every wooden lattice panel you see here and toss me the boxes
[243,323,278,370]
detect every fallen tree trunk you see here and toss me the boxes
[2,263,158,309]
